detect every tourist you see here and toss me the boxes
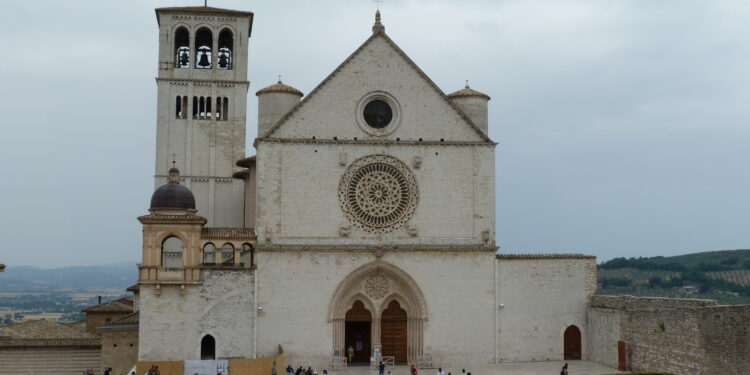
[436,368,445,375]
[272,361,277,375]
[347,345,355,363]
[560,363,568,375]
[460,370,466,375]
[286,364,294,375]
[410,364,418,375]
[323,370,329,375]
[295,366,303,375]
[379,361,385,375]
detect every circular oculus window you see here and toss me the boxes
[356,92,401,136]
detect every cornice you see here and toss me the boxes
[255,137,496,148]
[156,77,249,85]
[255,244,498,253]
[137,214,207,225]
[496,253,596,260]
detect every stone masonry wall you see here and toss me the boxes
[139,269,255,361]
[495,256,597,362]
[588,295,749,375]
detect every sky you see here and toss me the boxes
[0,0,748,268]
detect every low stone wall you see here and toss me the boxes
[588,295,750,375]
[135,352,284,375]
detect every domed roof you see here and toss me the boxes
[447,84,491,100]
[150,167,196,211]
[255,80,303,97]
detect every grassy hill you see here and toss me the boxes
[598,249,750,305]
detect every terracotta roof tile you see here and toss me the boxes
[496,253,596,260]
[104,312,139,326]
[447,85,491,100]
[82,296,133,313]
[202,227,255,240]
[256,81,304,97]
[0,320,100,347]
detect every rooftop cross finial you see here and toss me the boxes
[372,3,385,34]
[278,75,282,84]
[466,80,470,88]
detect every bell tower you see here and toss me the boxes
[153,7,254,227]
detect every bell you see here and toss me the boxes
[198,52,210,68]
[218,53,229,69]
[179,51,189,67]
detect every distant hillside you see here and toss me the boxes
[0,262,138,291]
[598,249,750,305]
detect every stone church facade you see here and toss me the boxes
[137,6,596,368]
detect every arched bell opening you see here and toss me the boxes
[344,300,372,364]
[200,334,216,360]
[194,27,213,69]
[174,26,189,68]
[217,28,233,69]
[564,325,582,360]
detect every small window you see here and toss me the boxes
[195,28,213,69]
[363,100,393,129]
[174,27,189,68]
[203,243,216,265]
[221,243,234,265]
[162,236,183,268]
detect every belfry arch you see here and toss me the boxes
[329,261,427,364]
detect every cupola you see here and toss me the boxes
[256,80,303,137]
[149,166,196,211]
[447,83,491,134]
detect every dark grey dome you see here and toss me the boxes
[149,167,195,210]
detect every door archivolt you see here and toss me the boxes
[329,261,427,321]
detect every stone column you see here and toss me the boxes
[372,318,381,354]
[333,319,345,355]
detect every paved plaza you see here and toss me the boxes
[329,362,624,375]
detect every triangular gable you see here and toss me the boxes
[259,29,494,143]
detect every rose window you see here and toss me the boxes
[339,155,418,233]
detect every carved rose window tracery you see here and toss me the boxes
[365,275,389,299]
[339,155,418,233]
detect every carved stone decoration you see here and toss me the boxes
[339,155,419,233]
[365,275,389,299]
[339,225,351,237]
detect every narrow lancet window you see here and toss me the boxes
[174,27,190,68]
[175,96,182,118]
[217,29,233,70]
[195,28,213,69]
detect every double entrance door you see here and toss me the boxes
[344,300,408,364]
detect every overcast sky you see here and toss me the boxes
[0,0,748,268]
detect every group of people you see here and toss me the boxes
[286,364,329,375]
[403,365,470,375]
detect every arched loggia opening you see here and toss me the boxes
[200,334,216,360]
[564,325,582,360]
[344,301,371,364]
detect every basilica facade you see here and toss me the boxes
[138,6,596,368]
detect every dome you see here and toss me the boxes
[447,84,491,100]
[255,80,303,97]
[149,167,196,211]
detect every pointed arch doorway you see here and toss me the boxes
[345,301,372,364]
[381,300,407,364]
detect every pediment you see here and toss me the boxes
[261,31,493,143]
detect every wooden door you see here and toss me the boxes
[564,325,582,360]
[381,300,407,364]
[345,301,372,364]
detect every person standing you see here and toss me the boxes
[347,345,355,363]
[410,364,418,375]
[378,361,385,375]
[436,368,445,375]
[272,361,277,375]
[560,363,569,375]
